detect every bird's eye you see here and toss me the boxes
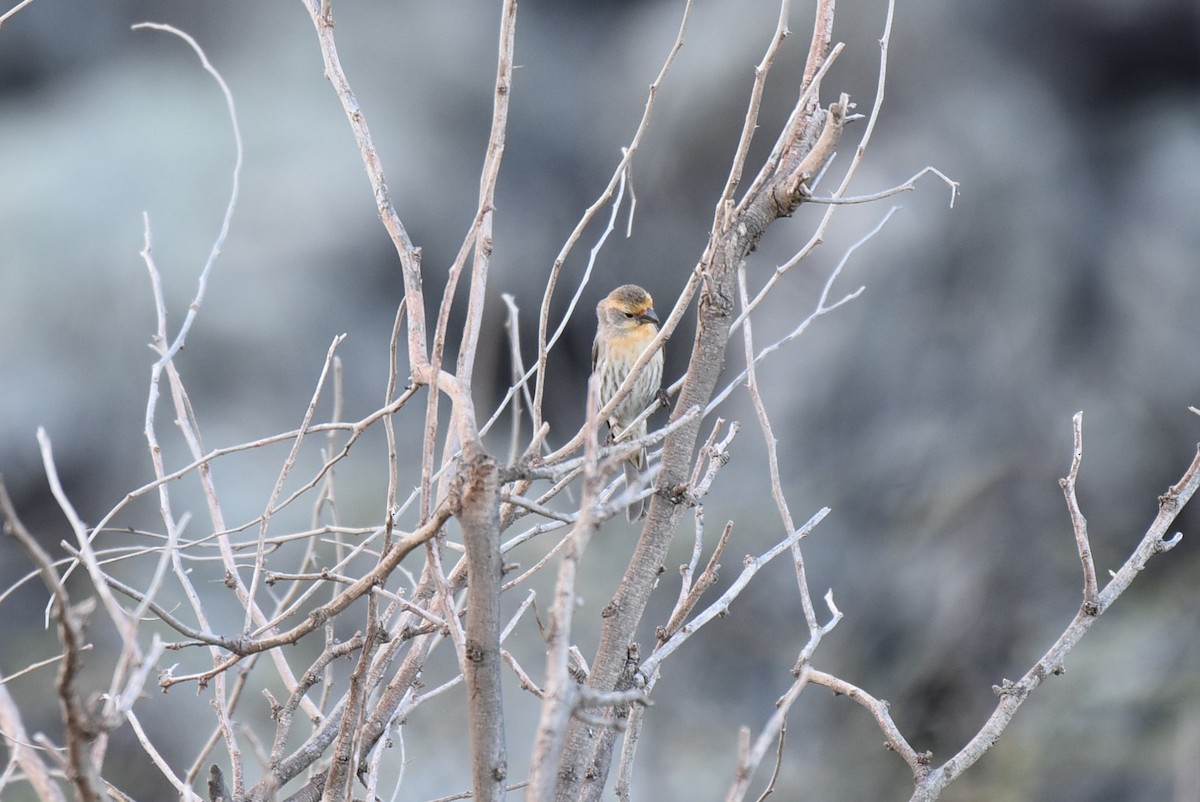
[624,312,634,318]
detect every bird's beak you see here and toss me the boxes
[639,307,660,326]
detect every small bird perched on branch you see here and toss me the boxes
[592,284,668,521]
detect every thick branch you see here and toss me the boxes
[456,444,508,802]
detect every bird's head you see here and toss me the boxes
[598,284,660,332]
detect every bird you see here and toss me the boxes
[592,284,667,521]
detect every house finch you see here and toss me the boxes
[592,284,666,521]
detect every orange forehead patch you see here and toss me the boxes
[607,285,653,311]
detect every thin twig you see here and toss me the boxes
[128,710,204,801]
[0,683,66,802]
[526,377,605,802]
[302,3,427,375]
[502,294,532,464]
[737,266,821,640]
[717,0,792,225]
[457,0,518,389]
[1060,411,1098,607]
[131,23,242,368]
[0,0,38,28]
[806,669,925,773]
[0,478,105,802]
[159,506,451,688]
[724,674,809,802]
[801,165,958,206]
[640,508,828,679]
[245,334,346,634]
[752,722,787,802]
[422,781,531,802]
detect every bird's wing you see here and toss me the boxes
[591,335,599,373]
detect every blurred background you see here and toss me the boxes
[2,1,1199,800]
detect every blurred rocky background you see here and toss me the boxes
[2,1,1199,800]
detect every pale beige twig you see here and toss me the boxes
[753,722,787,802]
[127,709,203,801]
[158,506,451,688]
[732,0,837,221]
[732,168,898,343]
[0,683,65,802]
[384,299,407,547]
[724,674,809,802]
[526,377,605,802]
[716,0,792,225]
[502,294,534,464]
[709,207,894,415]
[640,508,828,678]
[737,266,822,641]
[772,0,918,283]
[0,648,89,686]
[244,334,346,634]
[423,781,531,802]
[1060,411,1098,606]
[0,478,105,802]
[36,429,140,676]
[0,0,38,28]
[131,22,242,368]
[502,650,544,698]
[802,165,958,206]
[806,669,925,772]
[458,0,517,391]
[302,3,426,374]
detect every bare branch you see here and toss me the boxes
[724,674,809,802]
[245,334,347,634]
[1059,411,1099,607]
[716,0,794,221]
[159,507,450,686]
[753,723,787,802]
[737,266,820,635]
[456,442,509,802]
[128,709,204,801]
[457,0,518,388]
[806,670,927,776]
[0,0,38,29]
[302,1,427,374]
[0,478,104,802]
[640,508,829,679]
[0,683,65,802]
[910,440,1200,801]
[502,294,534,464]
[130,22,242,367]
[527,378,605,802]
[801,165,958,207]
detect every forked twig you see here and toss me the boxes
[908,434,1200,801]
[131,22,242,368]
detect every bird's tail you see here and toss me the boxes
[624,420,648,522]
[624,453,646,522]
